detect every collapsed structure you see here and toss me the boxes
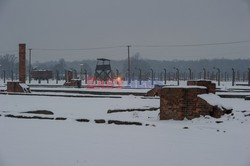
[148,80,231,120]
[63,70,81,87]
[7,43,31,93]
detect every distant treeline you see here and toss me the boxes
[33,54,250,78]
[1,53,249,80]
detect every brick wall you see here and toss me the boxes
[187,80,216,94]
[67,70,73,82]
[160,87,210,120]
[31,70,53,80]
[150,80,224,120]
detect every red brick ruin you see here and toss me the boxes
[7,43,30,93]
[148,80,228,120]
[159,81,228,120]
[63,70,81,87]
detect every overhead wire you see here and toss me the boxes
[31,45,124,51]
[133,40,250,48]
[1,40,250,54]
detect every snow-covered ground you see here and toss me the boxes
[0,93,250,166]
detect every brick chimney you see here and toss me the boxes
[19,43,26,83]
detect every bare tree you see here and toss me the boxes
[0,54,17,77]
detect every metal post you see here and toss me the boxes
[203,68,206,80]
[56,70,59,84]
[80,64,83,81]
[232,68,235,86]
[217,68,221,86]
[248,68,250,86]
[188,68,191,80]
[164,68,167,84]
[150,69,154,85]
[11,70,13,81]
[29,49,32,83]
[177,69,180,86]
[3,70,6,83]
[84,69,87,84]
[174,67,179,86]
[127,45,131,85]
[138,68,141,85]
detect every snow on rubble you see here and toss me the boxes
[198,93,233,110]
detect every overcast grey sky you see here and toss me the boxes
[0,0,250,62]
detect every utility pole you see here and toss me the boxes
[29,49,32,83]
[127,45,131,85]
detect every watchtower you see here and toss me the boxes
[94,58,112,81]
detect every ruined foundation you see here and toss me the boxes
[158,81,224,120]
[63,70,81,87]
[7,81,31,93]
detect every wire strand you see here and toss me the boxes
[31,45,124,51]
[133,40,250,48]
[1,40,250,54]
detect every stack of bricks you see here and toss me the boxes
[160,81,223,120]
